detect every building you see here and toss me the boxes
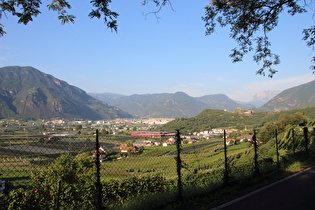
[131,131,175,138]
[163,138,176,146]
[120,146,138,153]
[133,141,153,147]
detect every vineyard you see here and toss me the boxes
[1,121,315,209]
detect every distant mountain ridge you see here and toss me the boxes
[88,92,125,102]
[0,66,133,120]
[90,92,255,118]
[91,92,208,118]
[259,80,315,111]
[2,66,313,120]
[249,90,281,107]
[91,78,315,117]
[196,94,254,111]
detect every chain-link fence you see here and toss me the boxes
[1,127,314,209]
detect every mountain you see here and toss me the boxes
[0,66,133,120]
[89,92,126,103]
[259,80,315,112]
[196,94,255,111]
[158,109,269,132]
[102,92,210,118]
[249,90,281,107]
[90,92,254,118]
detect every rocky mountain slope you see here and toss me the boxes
[0,66,132,120]
[259,80,315,111]
[249,90,281,107]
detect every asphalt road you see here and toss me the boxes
[213,166,315,210]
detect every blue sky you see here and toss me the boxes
[1,0,315,102]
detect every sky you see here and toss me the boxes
[1,0,315,102]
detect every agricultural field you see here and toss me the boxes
[1,126,308,209]
[0,129,254,189]
[1,113,314,208]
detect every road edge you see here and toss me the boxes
[211,165,315,210]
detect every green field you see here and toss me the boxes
[0,133,255,188]
[1,128,313,209]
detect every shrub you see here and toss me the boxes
[102,175,168,206]
[6,153,98,209]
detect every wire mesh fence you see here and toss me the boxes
[0,127,314,209]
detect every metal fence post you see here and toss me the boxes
[55,180,61,210]
[292,129,296,155]
[95,129,103,209]
[253,129,260,177]
[175,129,183,202]
[275,129,280,168]
[303,127,309,159]
[223,129,229,185]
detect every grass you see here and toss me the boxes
[111,148,315,210]
[161,156,315,210]
[0,171,32,191]
[98,139,230,179]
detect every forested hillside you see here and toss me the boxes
[158,105,315,133]
[97,92,210,118]
[90,92,254,118]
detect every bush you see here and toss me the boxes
[3,153,171,209]
[102,175,167,205]
[4,153,97,209]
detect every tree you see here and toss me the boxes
[203,0,314,76]
[1,0,315,76]
[75,124,82,131]
[257,122,277,143]
[100,129,108,136]
[280,125,302,152]
[0,0,118,37]
[5,153,97,209]
[274,112,309,131]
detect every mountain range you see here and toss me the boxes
[90,80,315,117]
[0,66,132,120]
[89,92,255,118]
[1,66,314,120]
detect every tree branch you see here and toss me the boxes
[143,0,175,19]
